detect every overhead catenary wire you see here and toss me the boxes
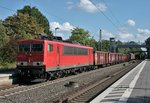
[89,0,120,31]
[102,0,122,27]
[0,5,16,12]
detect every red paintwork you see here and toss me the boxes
[109,53,129,64]
[17,39,93,71]
[94,51,109,65]
[109,53,117,64]
[118,53,123,63]
[115,53,119,63]
[17,40,44,63]
[45,40,93,69]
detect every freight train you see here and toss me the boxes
[17,39,135,81]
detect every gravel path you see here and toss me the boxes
[0,62,137,103]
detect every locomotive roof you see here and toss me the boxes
[17,39,93,49]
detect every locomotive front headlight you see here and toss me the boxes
[33,62,44,66]
[17,62,27,66]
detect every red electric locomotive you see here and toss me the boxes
[17,39,93,81]
[17,39,134,82]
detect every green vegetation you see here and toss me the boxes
[0,62,16,70]
[69,27,98,50]
[145,37,150,45]
[69,27,92,45]
[145,37,150,58]
[0,5,53,68]
[17,5,53,37]
[0,21,9,49]
[101,40,110,52]
[117,41,142,54]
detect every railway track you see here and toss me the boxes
[0,68,103,99]
[0,61,139,103]
[60,61,140,103]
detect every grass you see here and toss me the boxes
[0,62,16,70]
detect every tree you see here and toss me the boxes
[70,27,92,46]
[0,21,9,62]
[145,37,150,45]
[89,37,98,50]
[17,5,53,37]
[0,5,53,63]
[101,40,110,52]
[3,13,44,39]
[145,37,150,58]
[0,40,17,62]
[0,20,9,48]
[2,13,45,62]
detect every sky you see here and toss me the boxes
[0,0,150,43]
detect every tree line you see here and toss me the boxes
[0,5,149,65]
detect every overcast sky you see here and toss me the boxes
[0,0,150,43]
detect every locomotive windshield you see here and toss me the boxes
[18,43,43,52]
[31,43,43,52]
[19,43,30,52]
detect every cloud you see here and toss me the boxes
[50,22,75,32]
[116,28,149,42]
[127,19,135,27]
[137,28,150,36]
[78,0,107,13]
[101,30,114,40]
[50,22,75,39]
[136,28,150,42]
[94,30,114,41]
[67,0,107,13]
[117,31,135,42]
[136,34,148,42]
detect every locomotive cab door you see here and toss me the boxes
[56,45,60,68]
[89,49,92,65]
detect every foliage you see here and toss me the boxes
[89,37,98,51]
[3,13,44,39]
[0,5,53,65]
[0,21,9,48]
[70,27,91,45]
[101,40,110,52]
[0,61,16,69]
[0,5,54,64]
[145,37,150,58]
[2,13,46,62]
[17,5,53,37]
[117,41,142,54]
[0,39,17,62]
[145,37,150,45]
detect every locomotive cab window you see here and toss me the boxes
[31,43,43,52]
[48,44,53,52]
[18,43,30,52]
